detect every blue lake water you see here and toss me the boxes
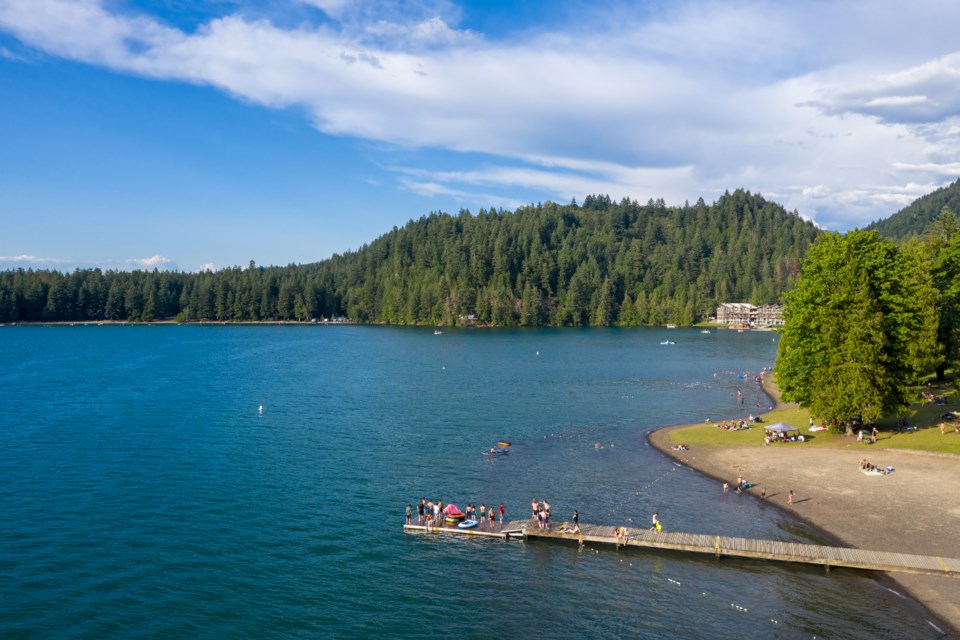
[0,325,941,638]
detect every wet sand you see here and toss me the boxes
[648,378,960,635]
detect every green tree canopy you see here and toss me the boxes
[774,230,940,423]
[0,191,819,326]
[930,225,960,379]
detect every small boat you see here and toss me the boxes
[700,329,711,334]
[434,329,443,335]
[457,519,479,529]
[666,324,677,329]
[660,340,675,345]
[496,441,511,447]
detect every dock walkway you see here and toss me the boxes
[403,520,960,578]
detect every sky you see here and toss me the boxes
[2,0,960,272]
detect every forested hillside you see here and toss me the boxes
[866,178,960,241]
[0,190,819,326]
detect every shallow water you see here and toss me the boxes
[0,325,942,638]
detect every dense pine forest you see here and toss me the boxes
[0,190,820,326]
[866,178,960,242]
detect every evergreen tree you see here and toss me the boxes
[775,230,940,423]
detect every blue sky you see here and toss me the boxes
[2,0,960,272]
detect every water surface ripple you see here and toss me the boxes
[0,325,938,638]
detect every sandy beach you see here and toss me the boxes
[649,379,960,635]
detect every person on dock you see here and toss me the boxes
[651,512,659,531]
[417,500,425,523]
[405,504,413,525]
[498,503,504,525]
[489,508,496,528]
[573,510,580,533]
[543,500,551,529]
[531,498,539,519]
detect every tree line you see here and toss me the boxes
[0,189,819,326]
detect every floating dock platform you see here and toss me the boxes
[403,520,960,578]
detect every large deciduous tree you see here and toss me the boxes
[775,230,940,423]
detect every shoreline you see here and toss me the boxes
[647,377,960,636]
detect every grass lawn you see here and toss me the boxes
[666,376,960,456]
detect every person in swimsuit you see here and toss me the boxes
[573,510,580,533]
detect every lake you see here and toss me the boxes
[0,325,940,638]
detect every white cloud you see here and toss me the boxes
[300,0,351,20]
[2,0,960,229]
[0,254,180,272]
[893,161,960,176]
[198,262,216,272]
[124,255,173,268]
[0,254,70,265]
[808,51,960,126]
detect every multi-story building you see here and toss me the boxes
[715,302,783,327]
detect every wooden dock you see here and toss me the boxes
[403,520,960,578]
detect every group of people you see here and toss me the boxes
[463,502,504,528]
[531,498,552,529]
[717,419,752,431]
[856,427,879,444]
[724,477,790,504]
[765,431,804,444]
[858,459,893,474]
[409,499,505,529]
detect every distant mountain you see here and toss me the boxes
[0,190,820,326]
[866,178,960,241]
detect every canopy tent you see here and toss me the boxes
[764,422,800,434]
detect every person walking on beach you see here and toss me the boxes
[722,481,729,494]
[787,490,794,506]
[760,487,766,500]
